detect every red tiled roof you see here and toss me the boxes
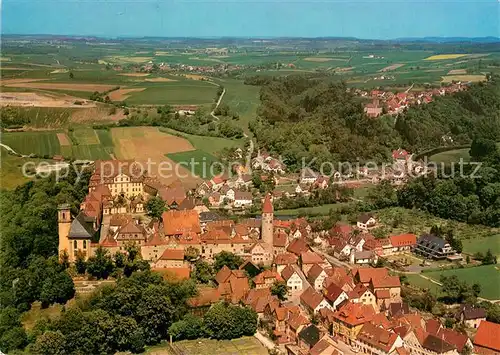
[375,289,391,299]
[159,248,184,261]
[372,312,391,329]
[273,230,288,247]
[262,193,273,213]
[254,270,283,285]
[357,322,400,353]
[275,252,298,265]
[287,238,310,255]
[307,264,325,282]
[215,266,233,284]
[371,275,401,289]
[187,287,221,307]
[288,313,310,331]
[162,210,201,235]
[425,319,441,335]
[474,321,500,352]
[437,328,470,352]
[300,287,325,310]
[354,267,388,284]
[301,251,324,265]
[333,302,375,327]
[324,283,345,303]
[390,233,417,247]
[281,265,298,281]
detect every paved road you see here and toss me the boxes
[210,87,226,121]
[254,331,275,350]
[312,246,352,269]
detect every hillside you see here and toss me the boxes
[252,75,500,170]
[251,76,400,171]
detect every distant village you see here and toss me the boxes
[357,82,470,118]
[55,155,499,355]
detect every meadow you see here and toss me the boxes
[1,129,112,160]
[425,265,500,300]
[158,127,241,155]
[125,83,218,105]
[217,78,260,136]
[163,336,267,355]
[0,148,48,189]
[167,150,221,179]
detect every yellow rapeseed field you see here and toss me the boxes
[425,54,467,61]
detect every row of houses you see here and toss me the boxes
[358,82,469,118]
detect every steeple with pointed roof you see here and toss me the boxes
[261,193,274,251]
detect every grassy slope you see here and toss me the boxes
[217,79,260,136]
[425,265,500,300]
[0,148,43,189]
[159,127,241,155]
[167,150,221,179]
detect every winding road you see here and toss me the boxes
[0,143,29,157]
[210,87,225,121]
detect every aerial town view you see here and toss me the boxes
[0,0,499,354]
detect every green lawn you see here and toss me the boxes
[404,274,442,295]
[159,127,241,155]
[164,336,267,355]
[2,131,61,157]
[429,148,471,164]
[126,83,218,105]
[167,150,221,179]
[0,148,48,189]
[217,79,260,135]
[462,234,500,257]
[274,202,351,216]
[425,265,500,300]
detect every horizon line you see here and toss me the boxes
[2,33,500,43]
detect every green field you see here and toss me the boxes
[274,202,351,216]
[462,234,500,257]
[217,79,260,135]
[159,127,241,155]
[125,83,218,105]
[2,129,112,161]
[0,148,48,189]
[429,148,471,164]
[159,336,267,355]
[425,265,500,300]
[404,274,442,295]
[167,150,220,179]
[95,129,114,148]
[2,131,61,157]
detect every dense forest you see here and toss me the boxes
[395,77,500,151]
[251,75,500,170]
[0,170,257,354]
[250,76,399,171]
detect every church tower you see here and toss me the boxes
[261,193,274,247]
[58,204,72,261]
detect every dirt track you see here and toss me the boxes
[0,92,96,108]
[108,88,145,101]
[3,82,119,92]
